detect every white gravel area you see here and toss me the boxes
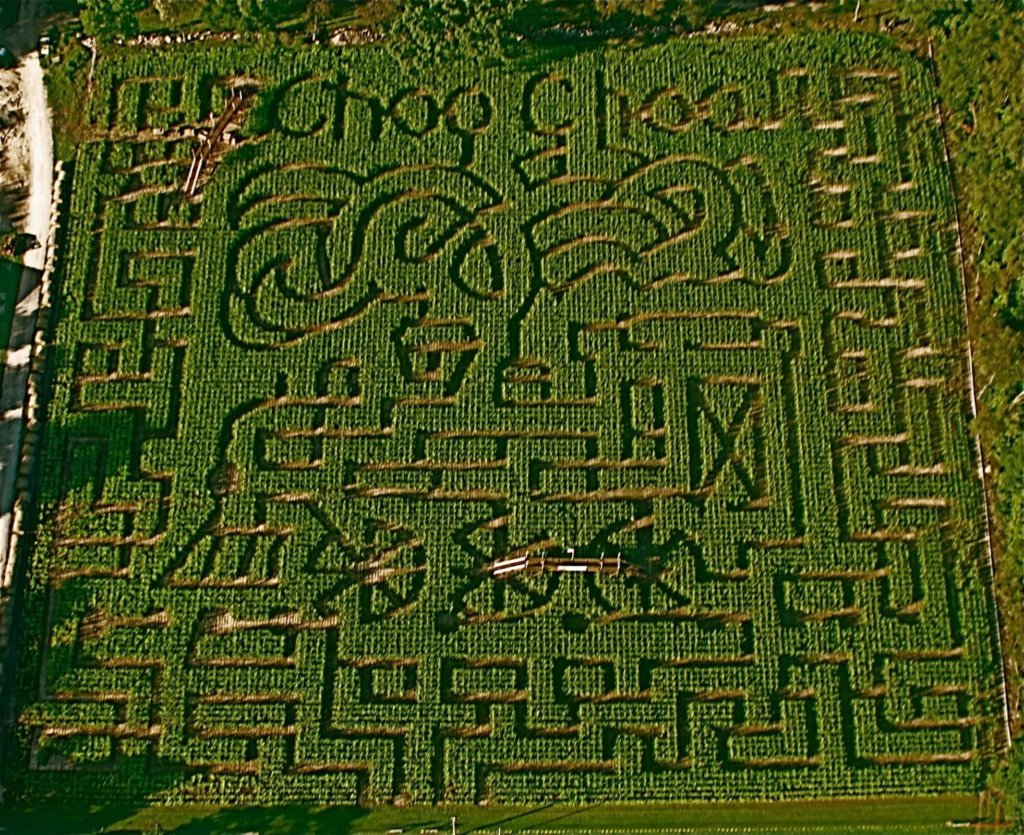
[17,54,52,271]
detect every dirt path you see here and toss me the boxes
[0,35,55,791]
[0,49,53,588]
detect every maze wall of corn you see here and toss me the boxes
[8,34,1005,804]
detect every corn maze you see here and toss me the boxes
[9,35,1005,805]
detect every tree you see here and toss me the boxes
[384,0,520,70]
[79,0,148,41]
[235,0,308,27]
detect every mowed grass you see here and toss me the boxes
[0,795,983,834]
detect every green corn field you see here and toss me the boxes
[7,33,1005,806]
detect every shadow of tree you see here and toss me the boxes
[1,803,373,835]
[134,805,372,835]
